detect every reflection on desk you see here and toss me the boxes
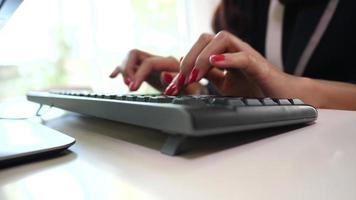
[1,102,356,200]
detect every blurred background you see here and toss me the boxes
[0,0,219,100]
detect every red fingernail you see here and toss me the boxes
[188,67,199,83]
[171,85,179,96]
[124,77,132,85]
[177,73,186,87]
[128,81,134,90]
[210,54,225,62]
[163,72,173,84]
[164,84,177,95]
[129,81,138,91]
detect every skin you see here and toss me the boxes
[111,31,356,110]
[109,49,205,94]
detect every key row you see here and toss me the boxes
[50,91,304,106]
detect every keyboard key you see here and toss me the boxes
[149,96,173,103]
[126,95,137,101]
[227,99,245,106]
[136,96,150,102]
[102,94,117,99]
[96,93,106,98]
[291,99,304,105]
[261,98,278,105]
[172,97,206,106]
[276,99,291,105]
[210,97,245,106]
[244,98,263,106]
[209,97,227,105]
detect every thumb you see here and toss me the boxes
[205,67,225,87]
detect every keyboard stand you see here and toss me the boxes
[35,104,43,116]
[161,135,187,156]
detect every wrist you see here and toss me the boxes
[295,76,322,107]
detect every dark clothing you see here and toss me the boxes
[233,0,356,83]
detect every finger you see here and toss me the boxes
[188,31,250,83]
[164,33,214,95]
[204,67,225,87]
[129,56,179,91]
[109,66,133,86]
[123,49,151,79]
[109,66,122,78]
[109,66,132,86]
[178,33,214,84]
[160,71,176,86]
[209,52,270,84]
[184,82,208,95]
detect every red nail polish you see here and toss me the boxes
[128,81,135,91]
[189,67,199,83]
[171,85,179,96]
[124,77,132,85]
[177,73,186,87]
[164,84,176,95]
[129,81,138,91]
[210,54,225,62]
[163,72,173,84]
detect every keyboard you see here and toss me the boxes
[27,91,317,155]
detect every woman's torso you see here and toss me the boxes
[233,0,356,83]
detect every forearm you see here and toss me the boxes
[298,77,356,110]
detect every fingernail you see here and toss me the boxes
[163,72,173,84]
[129,80,138,91]
[171,85,179,96]
[179,56,183,62]
[164,84,177,95]
[188,67,199,83]
[210,54,225,63]
[109,71,116,78]
[177,73,186,87]
[124,77,132,85]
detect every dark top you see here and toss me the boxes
[232,0,356,83]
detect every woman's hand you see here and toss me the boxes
[110,49,180,91]
[109,33,356,110]
[164,31,301,99]
[110,49,207,94]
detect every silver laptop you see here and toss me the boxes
[0,0,75,167]
[0,120,75,166]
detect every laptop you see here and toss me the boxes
[0,120,75,167]
[0,0,75,167]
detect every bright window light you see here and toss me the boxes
[0,0,219,100]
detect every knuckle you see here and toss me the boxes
[166,56,177,62]
[195,55,209,67]
[142,58,154,68]
[215,30,230,41]
[123,65,131,73]
[238,52,252,67]
[198,33,213,43]
[128,48,140,56]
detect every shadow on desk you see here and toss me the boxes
[44,113,313,159]
[181,124,312,159]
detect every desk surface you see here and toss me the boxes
[1,100,356,200]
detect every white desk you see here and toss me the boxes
[1,100,356,200]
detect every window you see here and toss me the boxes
[0,0,219,100]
